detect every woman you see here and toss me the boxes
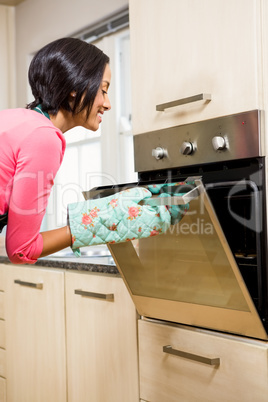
[0,37,111,264]
[0,37,185,265]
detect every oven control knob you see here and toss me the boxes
[212,136,226,151]
[180,141,194,155]
[152,147,167,160]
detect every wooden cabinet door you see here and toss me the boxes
[0,265,6,351]
[0,377,6,402]
[138,319,268,402]
[0,265,6,292]
[0,265,6,401]
[5,265,67,402]
[129,0,264,134]
[65,272,139,402]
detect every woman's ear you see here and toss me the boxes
[69,91,77,110]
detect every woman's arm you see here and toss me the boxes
[6,124,66,264]
[40,226,72,257]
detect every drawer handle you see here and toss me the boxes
[74,289,114,301]
[156,93,211,111]
[163,345,220,366]
[14,279,43,290]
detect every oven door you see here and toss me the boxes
[84,178,267,340]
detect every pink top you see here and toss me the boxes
[0,108,66,264]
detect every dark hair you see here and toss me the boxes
[26,37,110,118]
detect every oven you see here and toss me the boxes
[84,110,268,341]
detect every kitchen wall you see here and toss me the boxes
[15,0,128,107]
[0,5,16,110]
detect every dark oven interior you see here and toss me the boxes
[138,156,268,332]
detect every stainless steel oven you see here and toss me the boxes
[84,110,268,341]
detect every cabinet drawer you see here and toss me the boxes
[0,377,6,402]
[0,321,5,349]
[0,292,5,319]
[138,320,268,402]
[0,348,6,378]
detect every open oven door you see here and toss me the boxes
[84,178,268,340]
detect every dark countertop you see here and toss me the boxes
[0,255,119,275]
[0,239,119,275]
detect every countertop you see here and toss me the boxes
[0,236,119,275]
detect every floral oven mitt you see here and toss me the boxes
[148,182,190,225]
[68,187,187,256]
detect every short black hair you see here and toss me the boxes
[26,37,110,118]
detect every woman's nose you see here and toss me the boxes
[104,94,111,111]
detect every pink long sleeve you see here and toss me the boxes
[0,109,66,264]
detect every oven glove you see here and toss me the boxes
[148,181,195,195]
[67,187,178,257]
[148,182,191,225]
[157,193,189,225]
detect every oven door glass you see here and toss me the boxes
[87,179,267,339]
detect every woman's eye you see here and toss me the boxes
[102,90,108,95]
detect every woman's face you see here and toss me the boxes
[74,63,112,131]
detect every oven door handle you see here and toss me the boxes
[140,185,202,206]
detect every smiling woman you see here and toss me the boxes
[0,35,174,264]
[65,64,111,132]
[26,38,111,132]
[46,29,137,232]
[0,37,111,264]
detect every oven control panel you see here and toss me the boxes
[134,110,263,172]
[152,146,167,160]
[180,141,195,155]
[211,136,227,151]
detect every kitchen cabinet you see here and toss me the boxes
[0,377,6,402]
[0,265,6,402]
[138,319,268,402]
[65,271,139,402]
[262,0,268,146]
[129,0,267,135]
[0,263,139,402]
[4,265,67,402]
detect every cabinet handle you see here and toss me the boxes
[14,279,43,289]
[163,345,220,366]
[156,93,211,111]
[74,289,114,301]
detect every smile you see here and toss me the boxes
[98,112,103,123]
